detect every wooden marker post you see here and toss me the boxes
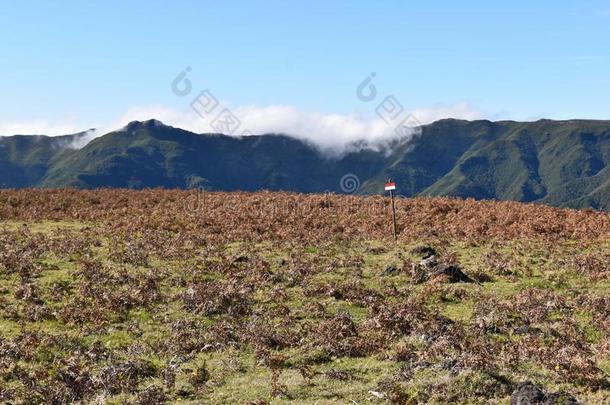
[384,180,397,241]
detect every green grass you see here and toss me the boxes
[1,221,609,403]
[1,220,86,232]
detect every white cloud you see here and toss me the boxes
[109,101,484,154]
[0,102,484,154]
[0,119,84,136]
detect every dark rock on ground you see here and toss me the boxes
[419,255,438,269]
[510,382,580,405]
[432,264,473,283]
[411,262,473,284]
[410,255,473,284]
[511,382,545,404]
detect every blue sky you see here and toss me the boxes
[1,0,610,138]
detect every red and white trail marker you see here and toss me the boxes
[384,182,396,191]
[384,180,398,241]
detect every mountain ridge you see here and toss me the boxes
[1,118,610,210]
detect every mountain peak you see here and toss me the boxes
[123,119,168,132]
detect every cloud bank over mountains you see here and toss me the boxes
[0,102,484,152]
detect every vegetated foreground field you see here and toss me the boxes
[0,189,609,404]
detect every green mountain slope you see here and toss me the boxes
[0,132,87,187]
[2,118,610,209]
[422,119,610,209]
[40,120,387,193]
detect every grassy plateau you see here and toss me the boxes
[0,189,608,404]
